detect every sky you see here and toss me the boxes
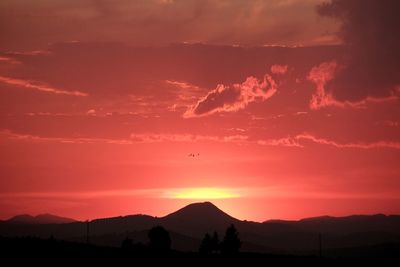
[0,0,399,221]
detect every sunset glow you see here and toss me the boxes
[0,0,399,222]
[166,188,241,200]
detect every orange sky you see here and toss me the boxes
[0,0,399,221]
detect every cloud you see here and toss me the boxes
[0,56,20,65]
[257,137,303,148]
[296,134,400,149]
[129,133,248,143]
[184,73,278,117]
[0,41,340,115]
[308,61,399,109]
[1,130,248,145]
[165,79,205,110]
[165,80,200,91]
[294,111,308,116]
[0,76,88,96]
[270,64,288,75]
[86,109,96,115]
[6,127,399,150]
[307,61,338,109]
[0,189,160,199]
[381,121,400,128]
[258,133,400,150]
[317,0,400,101]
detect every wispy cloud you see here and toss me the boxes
[0,56,20,65]
[165,80,201,91]
[0,76,88,96]
[270,64,288,75]
[257,137,303,148]
[165,79,205,111]
[1,130,248,145]
[129,133,248,143]
[258,133,400,150]
[3,129,399,150]
[296,134,400,149]
[0,187,243,200]
[0,189,158,199]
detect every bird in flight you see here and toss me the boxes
[188,153,200,157]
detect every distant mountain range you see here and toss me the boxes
[6,214,76,224]
[1,202,400,256]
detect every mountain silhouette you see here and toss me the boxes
[164,202,236,222]
[1,202,400,256]
[160,202,239,237]
[7,213,76,224]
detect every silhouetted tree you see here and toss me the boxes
[221,224,241,254]
[199,233,212,254]
[148,226,171,252]
[211,231,220,253]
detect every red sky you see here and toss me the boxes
[0,0,399,221]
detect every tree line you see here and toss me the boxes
[121,224,241,254]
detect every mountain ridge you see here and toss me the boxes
[2,202,400,254]
[6,203,399,225]
[7,213,76,224]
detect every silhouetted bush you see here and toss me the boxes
[221,224,241,254]
[148,226,171,252]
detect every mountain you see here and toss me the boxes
[163,202,236,223]
[7,214,76,224]
[1,202,400,257]
[160,202,239,237]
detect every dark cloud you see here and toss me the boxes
[317,0,400,101]
[0,0,335,51]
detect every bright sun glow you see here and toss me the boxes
[167,187,241,199]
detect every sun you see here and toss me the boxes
[167,187,241,199]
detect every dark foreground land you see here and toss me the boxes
[1,236,399,266]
